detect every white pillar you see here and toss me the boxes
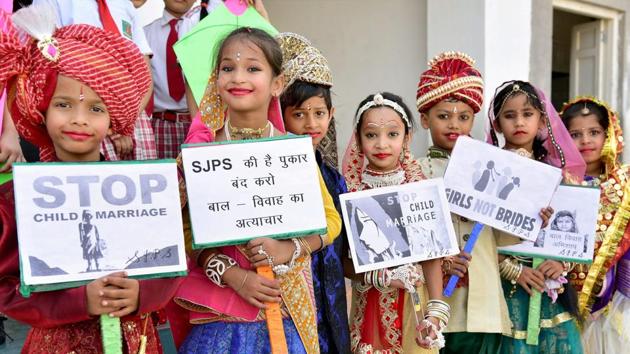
[427,0,533,141]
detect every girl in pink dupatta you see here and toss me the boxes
[174,27,341,354]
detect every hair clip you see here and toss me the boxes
[581,102,590,115]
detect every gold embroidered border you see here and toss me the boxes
[505,312,574,339]
[280,256,320,354]
[580,179,630,316]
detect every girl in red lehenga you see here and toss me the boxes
[342,92,450,353]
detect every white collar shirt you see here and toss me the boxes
[35,0,152,55]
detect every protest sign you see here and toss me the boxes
[499,184,599,262]
[182,135,327,248]
[340,178,459,273]
[12,161,186,294]
[443,136,562,241]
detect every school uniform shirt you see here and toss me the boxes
[143,10,194,159]
[177,0,222,36]
[35,0,152,55]
[144,10,191,112]
[419,155,512,335]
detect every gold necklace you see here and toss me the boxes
[226,119,271,140]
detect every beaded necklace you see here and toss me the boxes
[361,165,405,189]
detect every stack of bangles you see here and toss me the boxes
[499,257,523,283]
[499,257,523,297]
[422,299,451,349]
[362,264,424,293]
[363,269,391,292]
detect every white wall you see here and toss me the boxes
[265,0,428,162]
[427,0,532,142]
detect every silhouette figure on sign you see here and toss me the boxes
[474,160,500,192]
[79,210,103,272]
[498,176,520,200]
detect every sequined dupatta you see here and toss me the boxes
[560,97,630,315]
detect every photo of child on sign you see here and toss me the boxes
[499,184,600,262]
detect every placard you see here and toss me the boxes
[499,184,599,262]
[12,161,187,292]
[182,135,327,248]
[443,136,562,241]
[340,178,459,273]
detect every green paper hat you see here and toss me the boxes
[174,3,279,104]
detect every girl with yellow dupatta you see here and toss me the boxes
[173,26,341,354]
[561,97,630,353]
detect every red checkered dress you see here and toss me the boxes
[101,111,157,161]
[151,116,191,159]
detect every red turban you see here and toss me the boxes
[416,51,484,114]
[0,12,150,161]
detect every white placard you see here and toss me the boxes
[499,184,599,262]
[443,136,563,241]
[12,161,187,289]
[182,136,327,247]
[340,178,459,273]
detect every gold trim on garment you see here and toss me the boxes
[505,312,574,339]
[580,173,630,316]
[279,256,320,354]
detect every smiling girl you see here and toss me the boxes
[561,97,630,353]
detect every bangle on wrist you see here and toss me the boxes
[272,238,301,276]
[205,254,237,287]
[235,271,249,292]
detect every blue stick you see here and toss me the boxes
[443,222,484,297]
